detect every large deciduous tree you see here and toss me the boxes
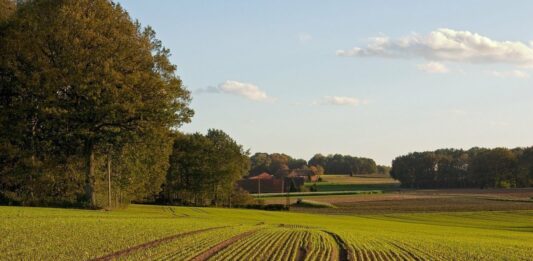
[0,0,192,206]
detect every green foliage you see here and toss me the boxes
[0,0,15,23]
[309,153,377,175]
[249,152,377,177]
[164,129,250,206]
[0,0,192,207]
[376,165,391,175]
[391,147,532,188]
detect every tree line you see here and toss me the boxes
[162,130,250,206]
[249,152,383,177]
[309,154,379,175]
[390,147,533,189]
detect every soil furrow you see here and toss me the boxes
[323,231,351,261]
[90,226,225,261]
[188,229,258,261]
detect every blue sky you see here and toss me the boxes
[118,1,533,165]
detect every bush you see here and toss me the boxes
[237,204,288,211]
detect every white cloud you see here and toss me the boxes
[297,32,312,44]
[337,28,533,65]
[315,96,366,106]
[417,62,449,74]
[197,80,272,102]
[490,70,529,79]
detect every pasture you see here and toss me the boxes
[1,204,532,260]
[305,174,400,192]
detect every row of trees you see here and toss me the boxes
[249,153,313,176]
[249,152,382,177]
[308,154,378,175]
[391,147,533,188]
[163,130,250,206]
[0,0,193,207]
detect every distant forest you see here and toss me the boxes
[391,147,533,189]
[248,153,389,177]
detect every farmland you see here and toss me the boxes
[304,174,400,192]
[1,204,533,260]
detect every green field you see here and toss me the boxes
[1,205,532,260]
[305,174,400,192]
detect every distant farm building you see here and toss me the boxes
[237,172,304,194]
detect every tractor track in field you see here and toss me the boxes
[324,231,351,261]
[188,229,260,261]
[89,226,226,261]
[385,241,421,261]
[295,246,308,261]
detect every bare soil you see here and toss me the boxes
[288,188,533,214]
[323,231,351,261]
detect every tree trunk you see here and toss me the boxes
[84,141,96,207]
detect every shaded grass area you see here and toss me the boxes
[306,182,400,192]
[293,199,337,209]
[320,174,399,184]
[253,190,382,199]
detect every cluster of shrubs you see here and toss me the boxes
[237,204,289,211]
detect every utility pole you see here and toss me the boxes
[285,177,290,210]
[107,153,112,208]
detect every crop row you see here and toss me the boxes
[2,205,532,261]
[122,225,254,261]
[209,227,336,261]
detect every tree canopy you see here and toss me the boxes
[308,154,377,175]
[163,130,250,206]
[0,0,192,207]
[390,147,533,189]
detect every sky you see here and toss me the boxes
[117,0,533,165]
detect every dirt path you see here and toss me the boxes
[324,231,351,261]
[90,227,225,261]
[188,229,259,261]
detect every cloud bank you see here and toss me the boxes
[337,28,533,65]
[198,80,272,102]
